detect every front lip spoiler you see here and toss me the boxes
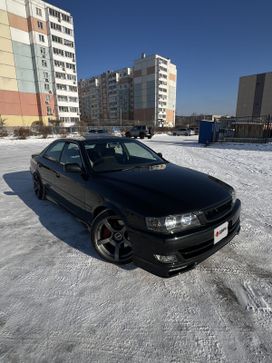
[133,221,241,278]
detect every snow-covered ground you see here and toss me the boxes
[0,135,271,362]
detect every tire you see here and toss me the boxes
[125,132,131,138]
[33,173,45,200]
[147,135,152,139]
[139,132,145,139]
[90,210,133,264]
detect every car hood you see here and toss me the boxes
[96,163,232,216]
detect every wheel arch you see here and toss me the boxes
[92,202,128,223]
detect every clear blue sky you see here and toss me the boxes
[50,0,272,115]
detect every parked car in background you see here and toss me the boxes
[88,128,108,134]
[30,136,241,277]
[111,127,122,137]
[125,125,153,139]
[173,128,195,136]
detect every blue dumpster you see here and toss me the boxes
[198,120,219,144]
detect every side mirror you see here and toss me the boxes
[157,152,163,158]
[64,163,82,173]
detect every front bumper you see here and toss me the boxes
[129,199,241,277]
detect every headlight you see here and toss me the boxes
[146,212,201,233]
[231,189,237,205]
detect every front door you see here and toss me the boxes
[56,142,88,220]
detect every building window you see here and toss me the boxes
[55,72,66,80]
[59,106,69,112]
[62,13,71,23]
[69,97,78,102]
[40,47,46,55]
[42,60,47,67]
[69,85,77,92]
[49,8,61,19]
[39,34,45,42]
[64,39,74,48]
[44,83,50,91]
[66,63,75,71]
[37,21,43,29]
[50,22,62,32]
[58,95,68,102]
[52,35,63,44]
[66,74,76,81]
[54,60,65,68]
[46,95,50,103]
[43,72,49,81]
[53,48,64,56]
[47,106,52,115]
[70,107,78,113]
[57,83,67,91]
[63,26,72,36]
[36,7,42,16]
[65,51,74,59]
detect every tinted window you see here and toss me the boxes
[44,141,65,162]
[84,140,162,172]
[60,143,83,167]
[124,142,157,161]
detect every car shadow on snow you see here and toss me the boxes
[3,171,136,271]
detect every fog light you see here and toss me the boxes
[154,254,178,263]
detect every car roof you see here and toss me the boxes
[61,135,124,143]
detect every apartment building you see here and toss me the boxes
[0,0,79,127]
[133,53,177,127]
[79,53,177,127]
[79,67,133,124]
[236,72,272,118]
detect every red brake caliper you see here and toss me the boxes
[102,224,111,239]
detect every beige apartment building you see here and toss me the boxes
[236,72,272,118]
[79,67,133,124]
[134,53,177,126]
[79,53,177,127]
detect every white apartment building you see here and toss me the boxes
[47,2,79,126]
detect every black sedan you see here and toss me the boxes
[30,136,241,277]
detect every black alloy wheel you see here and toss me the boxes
[33,173,45,200]
[91,210,133,264]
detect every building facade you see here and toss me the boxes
[0,0,79,127]
[79,67,133,125]
[133,53,177,127]
[236,72,272,119]
[79,53,177,127]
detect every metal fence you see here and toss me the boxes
[217,117,272,143]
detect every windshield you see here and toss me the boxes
[84,139,165,172]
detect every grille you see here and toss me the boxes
[204,200,232,221]
[179,240,214,259]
